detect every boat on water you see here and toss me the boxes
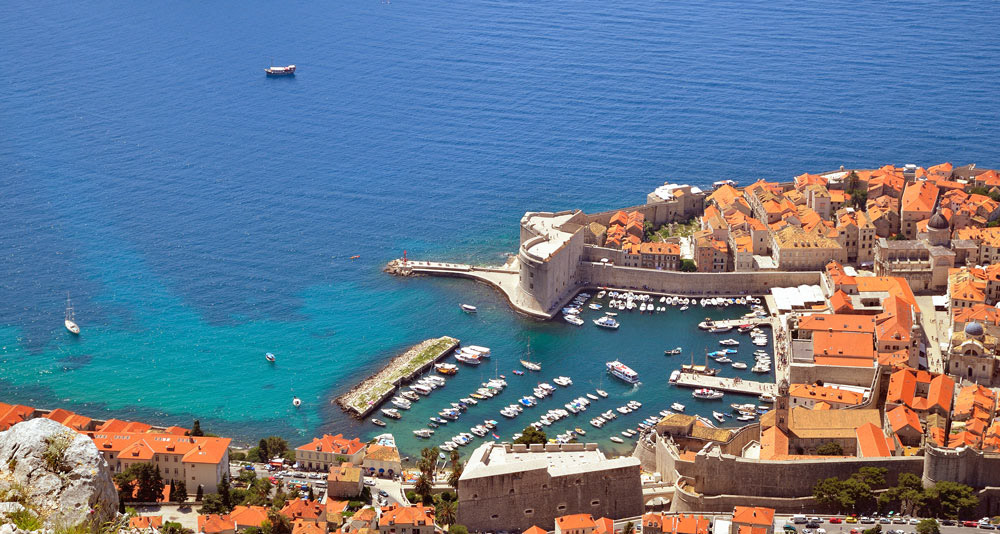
[413,428,434,438]
[680,364,720,376]
[520,360,541,372]
[596,389,608,398]
[64,294,80,335]
[720,339,739,346]
[553,376,573,387]
[731,362,748,370]
[710,325,733,333]
[714,356,733,364]
[292,397,302,407]
[381,408,401,419]
[265,352,276,363]
[371,418,387,427]
[513,369,524,375]
[680,305,689,311]
[586,393,599,400]
[609,436,624,443]
[455,353,481,365]
[391,397,411,409]
[669,370,681,383]
[265,63,296,76]
[593,316,620,329]
[671,402,686,412]
[460,304,478,314]
[564,314,584,326]
[693,388,724,400]
[435,363,458,375]
[664,347,682,355]
[712,411,726,423]
[606,360,639,384]
[759,393,776,403]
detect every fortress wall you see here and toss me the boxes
[923,446,1000,489]
[672,485,820,514]
[579,262,821,296]
[679,452,923,498]
[789,363,879,388]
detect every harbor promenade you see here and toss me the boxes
[673,374,777,397]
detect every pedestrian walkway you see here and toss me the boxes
[673,374,777,396]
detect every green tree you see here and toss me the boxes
[264,437,291,460]
[198,494,228,515]
[230,451,247,462]
[258,439,270,463]
[162,521,194,534]
[916,519,940,534]
[623,521,636,534]
[926,480,978,519]
[680,259,697,272]
[174,479,188,504]
[115,463,166,503]
[513,426,547,445]
[448,526,469,534]
[447,449,464,490]
[114,472,137,506]
[266,508,292,534]
[436,499,457,527]
[879,473,924,516]
[813,477,852,512]
[238,470,258,485]
[189,420,204,437]
[219,477,233,510]
[196,485,204,502]
[816,442,844,456]
[846,171,860,192]
[863,524,882,534]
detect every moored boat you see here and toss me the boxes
[664,347,682,355]
[606,360,639,384]
[371,418,387,426]
[593,315,620,329]
[520,360,541,371]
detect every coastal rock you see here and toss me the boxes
[0,418,118,531]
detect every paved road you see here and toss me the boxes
[915,295,949,374]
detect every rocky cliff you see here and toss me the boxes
[0,418,119,532]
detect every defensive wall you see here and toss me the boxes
[923,445,1000,489]
[578,262,822,296]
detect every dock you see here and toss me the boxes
[672,374,777,397]
[336,336,460,419]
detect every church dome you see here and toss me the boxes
[928,211,949,230]
[965,321,985,337]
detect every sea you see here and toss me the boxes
[2,0,999,459]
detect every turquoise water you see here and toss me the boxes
[2,0,999,456]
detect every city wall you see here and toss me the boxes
[923,445,1000,489]
[579,262,822,296]
[788,362,878,389]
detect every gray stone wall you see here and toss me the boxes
[579,263,821,296]
[788,362,878,388]
[923,446,1000,489]
[457,463,643,533]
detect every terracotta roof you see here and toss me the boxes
[365,443,401,462]
[856,422,892,457]
[292,519,327,534]
[129,516,163,529]
[524,526,548,534]
[732,506,775,526]
[328,462,362,484]
[557,513,597,530]
[326,500,350,517]
[901,181,940,213]
[812,331,876,367]
[887,405,923,435]
[830,291,854,313]
[198,514,235,534]
[886,368,954,414]
[789,384,864,405]
[378,505,435,527]
[0,404,34,431]
[640,242,680,255]
[594,517,614,534]
[798,313,874,334]
[296,434,364,456]
[280,499,324,522]
[88,432,230,464]
[788,407,881,439]
[230,506,269,529]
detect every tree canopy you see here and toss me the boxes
[514,426,547,445]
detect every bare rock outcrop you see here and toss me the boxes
[0,418,118,531]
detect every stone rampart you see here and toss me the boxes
[923,445,1000,489]
[579,263,821,296]
[789,362,878,388]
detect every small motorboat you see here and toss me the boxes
[460,304,478,314]
[371,418,387,426]
[564,314,585,326]
[664,347,682,355]
[759,393,776,403]
[679,305,689,311]
[381,408,401,419]
[586,393,599,401]
[671,402,686,412]
[265,352,276,363]
[596,389,608,398]
[265,63,296,76]
[413,428,434,438]
[64,294,80,335]
[593,316,620,329]
[575,427,586,435]
[292,397,302,407]
[520,360,541,372]
[712,411,726,423]
[513,370,524,376]
[692,388,725,400]
[609,436,624,443]
[731,362,748,370]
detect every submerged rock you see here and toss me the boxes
[0,418,118,531]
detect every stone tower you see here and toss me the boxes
[776,379,790,432]
[926,210,950,247]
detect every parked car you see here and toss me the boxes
[845,517,858,524]
[806,522,821,529]
[364,479,376,487]
[850,528,859,534]
[860,518,876,525]
[378,489,389,498]
[793,516,809,525]
[810,518,823,524]
[941,520,956,526]
[909,519,920,525]
[965,521,980,528]
[978,523,995,530]
[893,518,907,524]
[829,519,842,524]
[879,518,893,524]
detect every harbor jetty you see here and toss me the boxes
[673,374,777,397]
[336,336,460,418]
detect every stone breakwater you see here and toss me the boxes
[335,336,460,418]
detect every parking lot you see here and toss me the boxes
[773,514,998,534]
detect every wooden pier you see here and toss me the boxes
[672,374,777,397]
[336,336,460,419]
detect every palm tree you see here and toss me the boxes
[622,521,636,534]
[448,449,464,490]
[436,499,457,527]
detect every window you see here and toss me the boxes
[591,499,600,506]
[557,504,567,512]
[524,509,534,516]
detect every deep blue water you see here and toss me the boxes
[2,0,999,456]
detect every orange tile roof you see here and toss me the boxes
[88,432,230,464]
[953,385,997,421]
[121,421,153,433]
[594,517,614,534]
[524,526,548,534]
[877,349,911,368]
[875,295,914,345]
[609,211,628,227]
[326,500,350,517]
[812,331,876,366]
[292,519,327,534]
[0,404,34,431]
[854,276,918,309]
[733,506,775,526]
[670,514,711,534]
[378,505,435,527]
[280,499,324,522]
[830,291,854,313]
[640,242,680,255]
[230,506,269,529]
[948,430,982,449]
[557,513,597,530]
[886,368,954,414]
[887,405,923,435]
[789,384,864,405]
[164,426,190,435]
[129,516,163,529]
[198,514,235,534]
[365,443,401,462]
[901,181,940,213]
[856,422,892,457]
[296,434,364,456]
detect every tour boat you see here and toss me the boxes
[606,360,639,384]
[751,364,771,373]
[709,325,733,333]
[737,414,756,422]
[435,363,459,375]
[593,316,620,329]
[292,397,302,407]
[680,364,720,376]
[413,428,434,438]
[391,397,411,409]
[265,352,276,363]
[596,389,608,398]
[664,347,682,355]
[410,384,432,395]
[564,314,584,326]
[609,436,624,443]
[460,304,477,314]
[64,294,80,335]
[671,402,686,412]
[381,408,401,419]
[371,418,387,427]
[455,353,481,365]
[520,360,541,372]
[692,388,725,400]
[265,63,296,76]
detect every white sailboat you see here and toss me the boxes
[64,294,80,334]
